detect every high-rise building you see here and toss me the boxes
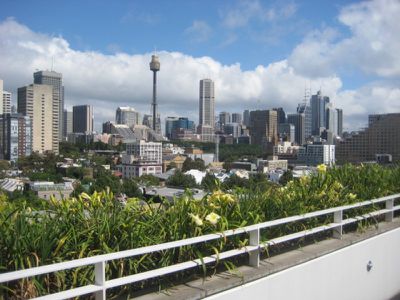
[232,113,242,124]
[199,79,215,128]
[311,90,330,136]
[336,113,400,163]
[219,112,231,126]
[273,107,286,124]
[0,79,11,115]
[336,108,343,137]
[116,107,140,128]
[325,103,338,137]
[165,117,178,139]
[198,79,215,142]
[224,123,241,138]
[33,70,64,140]
[166,117,195,140]
[249,110,278,146]
[63,110,73,138]
[73,105,93,133]
[297,101,312,140]
[18,84,59,154]
[243,110,251,127]
[0,113,32,162]
[287,113,305,145]
[278,123,295,143]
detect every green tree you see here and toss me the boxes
[279,170,294,185]
[182,157,206,172]
[223,174,249,190]
[121,179,142,198]
[201,173,219,192]
[166,170,197,188]
[136,175,160,186]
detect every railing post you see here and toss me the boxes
[385,198,394,222]
[333,210,343,239]
[249,228,260,267]
[95,261,106,300]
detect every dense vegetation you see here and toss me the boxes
[1,164,400,298]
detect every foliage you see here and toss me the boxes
[279,170,294,185]
[182,157,206,172]
[1,164,400,298]
[201,173,219,192]
[136,174,160,186]
[166,170,198,188]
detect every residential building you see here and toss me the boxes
[34,70,64,140]
[29,181,74,200]
[119,140,162,178]
[336,113,400,163]
[2,91,11,115]
[18,84,59,154]
[249,110,278,146]
[116,106,140,127]
[0,113,32,162]
[73,105,93,133]
[298,144,335,166]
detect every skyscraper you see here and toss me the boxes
[297,101,312,140]
[33,70,64,140]
[198,79,215,142]
[249,110,278,146]
[336,108,343,137]
[63,110,73,138]
[73,105,93,133]
[273,107,286,124]
[287,113,305,145]
[18,84,59,154]
[325,103,338,137]
[165,117,179,139]
[0,79,11,115]
[243,110,250,127]
[199,79,215,128]
[219,112,231,126]
[311,90,330,136]
[232,113,242,124]
[116,107,140,127]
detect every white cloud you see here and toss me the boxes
[184,20,212,43]
[1,0,400,134]
[289,0,400,79]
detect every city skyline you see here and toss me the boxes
[0,0,399,131]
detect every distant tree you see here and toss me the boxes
[166,170,197,189]
[121,179,142,198]
[182,157,206,172]
[136,175,160,186]
[279,170,293,186]
[223,174,249,190]
[201,173,219,192]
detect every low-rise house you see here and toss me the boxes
[29,181,74,200]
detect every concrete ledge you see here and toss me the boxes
[133,218,400,300]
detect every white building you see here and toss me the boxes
[18,84,59,154]
[298,144,335,166]
[0,79,11,115]
[198,79,215,141]
[119,140,162,178]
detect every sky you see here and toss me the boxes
[0,0,400,132]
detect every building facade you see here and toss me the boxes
[18,84,59,154]
[311,91,330,136]
[73,105,93,133]
[336,113,400,163]
[219,112,231,126]
[63,110,73,139]
[116,106,140,127]
[278,123,295,143]
[231,113,242,124]
[199,79,215,128]
[250,110,278,146]
[298,144,335,166]
[34,70,64,140]
[119,140,162,178]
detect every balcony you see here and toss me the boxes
[1,193,399,299]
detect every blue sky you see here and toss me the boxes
[0,0,399,131]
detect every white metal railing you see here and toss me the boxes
[1,193,399,300]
